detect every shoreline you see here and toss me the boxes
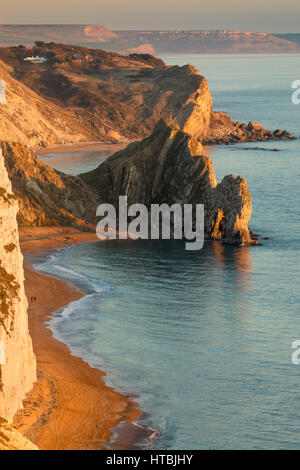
[13,227,152,450]
[31,141,129,156]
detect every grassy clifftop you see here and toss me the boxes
[0,43,211,146]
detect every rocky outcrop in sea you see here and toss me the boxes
[82,122,255,245]
[1,122,255,245]
[203,112,294,145]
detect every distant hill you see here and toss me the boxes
[115,30,300,53]
[274,33,300,46]
[0,25,154,54]
[0,25,118,47]
[0,25,300,54]
[0,42,212,146]
[0,41,292,153]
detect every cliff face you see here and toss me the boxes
[0,151,36,421]
[1,122,254,244]
[0,58,98,148]
[1,142,100,228]
[0,44,293,148]
[115,30,300,53]
[0,417,38,450]
[204,112,294,144]
[0,45,213,147]
[82,122,254,245]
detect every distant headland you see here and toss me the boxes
[0,25,300,54]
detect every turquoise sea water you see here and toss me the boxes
[33,54,300,449]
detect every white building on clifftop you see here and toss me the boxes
[24,56,47,64]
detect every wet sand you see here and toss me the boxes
[13,227,151,450]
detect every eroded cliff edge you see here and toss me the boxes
[1,142,100,227]
[0,151,36,426]
[2,125,254,245]
[0,44,294,148]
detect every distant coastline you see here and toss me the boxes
[0,25,300,54]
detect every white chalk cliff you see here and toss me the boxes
[0,150,36,423]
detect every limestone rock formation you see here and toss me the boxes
[1,142,100,228]
[0,46,212,147]
[0,150,36,421]
[203,112,294,144]
[0,58,90,148]
[83,25,119,43]
[0,417,38,450]
[115,29,300,54]
[0,124,259,244]
[0,44,294,148]
[82,122,255,245]
[127,44,156,55]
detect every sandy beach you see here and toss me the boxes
[31,141,129,157]
[13,227,151,450]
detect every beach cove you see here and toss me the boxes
[2,52,299,450]
[12,227,152,450]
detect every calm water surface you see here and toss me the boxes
[34,54,300,449]
[38,150,113,175]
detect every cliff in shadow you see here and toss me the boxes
[2,122,254,245]
[82,122,255,245]
[1,142,100,228]
[0,150,37,451]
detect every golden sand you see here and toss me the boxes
[13,227,150,450]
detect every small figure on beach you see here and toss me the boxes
[64,236,76,245]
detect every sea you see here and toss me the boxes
[35,54,300,449]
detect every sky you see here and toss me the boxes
[1,0,300,33]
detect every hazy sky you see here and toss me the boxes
[1,0,300,33]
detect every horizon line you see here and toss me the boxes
[0,24,299,34]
